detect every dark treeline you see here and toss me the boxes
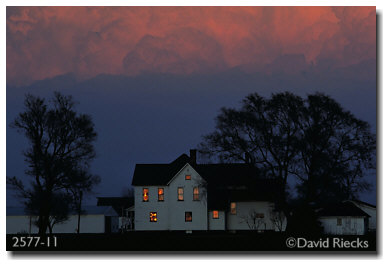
[199,92,376,234]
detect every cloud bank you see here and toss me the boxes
[7,6,376,86]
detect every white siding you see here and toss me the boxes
[353,203,376,231]
[6,214,110,234]
[133,164,208,231]
[52,215,105,233]
[227,201,283,231]
[133,163,286,232]
[7,216,39,234]
[319,216,366,235]
[134,186,170,230]
[208,211,225,230]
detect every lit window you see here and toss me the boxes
[212,210,219,219]
[185,175,191,180]
[158,188,164,201]
[150,212,157,222]
[185,212,192,222]
[337,218,342,226]
[230,202,236,215]
[178,187,184,201]
[193,187,200,201]
[143,188,149,202]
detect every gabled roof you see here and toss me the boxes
[132,154,191,186]
[317,201,370,217]
[349,199,376,209]
[131,153,282,209]
[131,153,264,187]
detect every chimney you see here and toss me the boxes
[190,149,197,164]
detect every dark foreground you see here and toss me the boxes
[7,231,376,252]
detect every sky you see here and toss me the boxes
[6,6,377,206]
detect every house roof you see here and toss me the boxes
[132,153,263,186]
[132,154,190,186]
[317,201,370,217]
[6,206,117,217]
[132,153,281,209]
[349,199,376,209]
[195,163,261,186]
[207,179,281,210]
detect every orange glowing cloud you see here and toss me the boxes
[6,6,376,86]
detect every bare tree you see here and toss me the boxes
[268,206,286,232]
[240,209,266,231]
[7,92,100,235]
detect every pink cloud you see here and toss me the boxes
[7,6,376,86]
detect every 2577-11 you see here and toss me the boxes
[12,236,57,248]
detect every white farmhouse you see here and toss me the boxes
[6,206,119,234]
[318,201,370,235]
[131,150,286,232]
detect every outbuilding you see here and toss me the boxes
[318,201,370,235]
[6,205,119,234]
[348,199,376,232]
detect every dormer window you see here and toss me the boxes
[178,187,184,201]
[143,188,149,202]
[185,175,191,180]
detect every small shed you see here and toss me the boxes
[318,201,370,235]
[348,199,376,232]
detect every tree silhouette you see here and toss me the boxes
[199,92,304,216]
[199,92,375,226]
[295,94,375,205]
[7,92,100,235]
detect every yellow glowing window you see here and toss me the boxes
[178,187,184,201]
[193,187,200,201]
[149,212,157,222]
[185,175,191,180]
[185,212,192,222]
[158,188,164,201]
[212,210,219,219]
[143,188,149,202]
[230,202,236,215]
